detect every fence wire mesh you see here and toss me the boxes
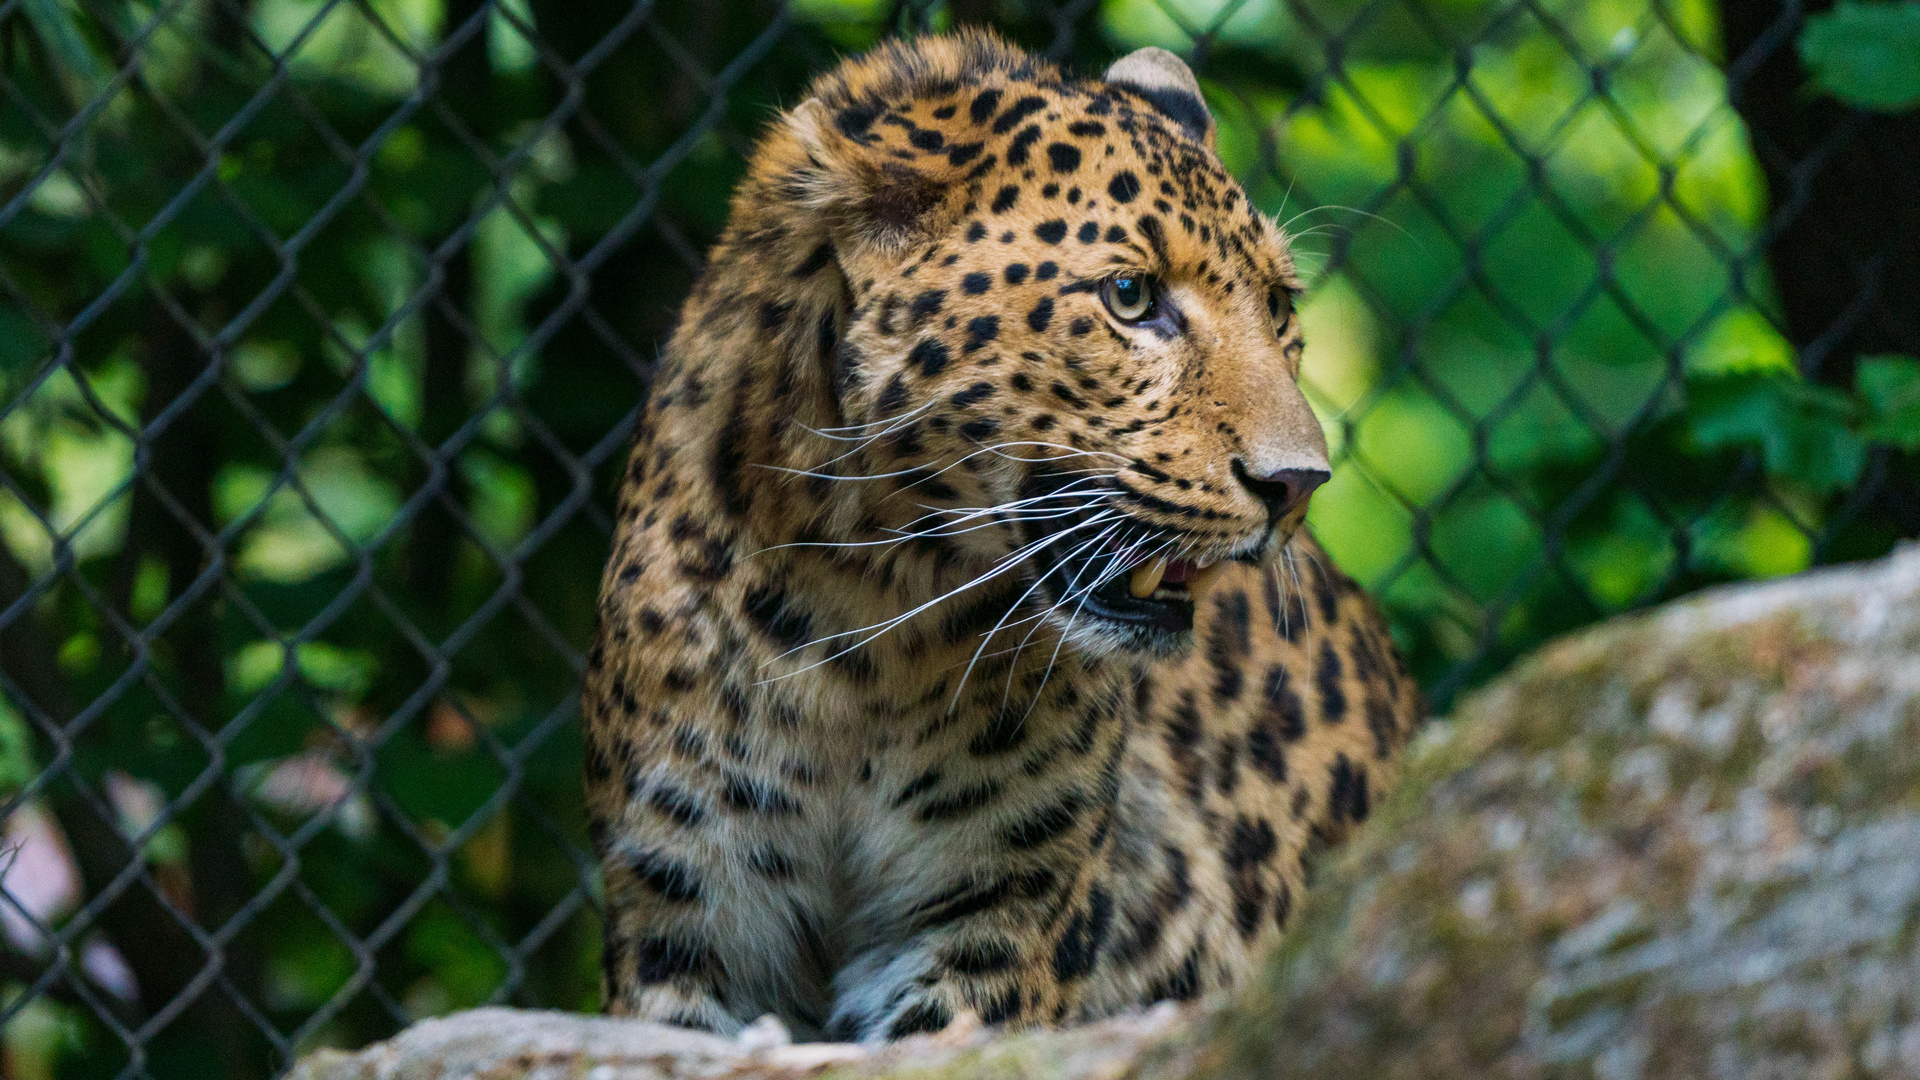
[0,0,1914,1075]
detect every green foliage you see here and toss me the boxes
[1857,356,1920,448]
[1797,1,1920,111]
[1681,358,1920,486]
[0,697,33,791]
[18,0,108,93]
[1685,374,1866,491]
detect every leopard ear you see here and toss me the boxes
[1104,47,1215,151]
[785,97,957,280]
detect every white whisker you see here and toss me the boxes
[755,511,1123,682]
[750,484,1115,558]
[1016,529,1182,714]
[947,515,1129,709]
[986,518,1137,714]
[797,398,938,438]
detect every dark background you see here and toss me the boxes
[1,0,1914,1076]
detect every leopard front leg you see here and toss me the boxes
[825,858,1109,1041]
[598,845,739,1034]
[591,747,837,1037]
[825,745,1127,1041]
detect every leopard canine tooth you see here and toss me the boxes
[1128,558,1168,598]
[1190,561,1227,598]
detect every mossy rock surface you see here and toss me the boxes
[292,545,1920,1080]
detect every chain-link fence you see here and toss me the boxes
[1,0,1914,1076]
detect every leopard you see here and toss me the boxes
[583,30,1424,1043]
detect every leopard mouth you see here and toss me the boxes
[1074,549,1221,633]
[1016,487,1245,639]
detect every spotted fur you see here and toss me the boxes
[585,32,1423,1041]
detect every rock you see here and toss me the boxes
[1199,542,1920,1080]
[286,1002,1195,1079]
[290,545,1920,1080]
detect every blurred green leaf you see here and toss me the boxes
[0,306,46,383]
[1686,373,1868,491]
[265,933,358,1011]
[1797,1,1920,111]
[406,905,509,1011]
[1857,354,1920,448]
[0,695,35,790]
[227,640,378,699]
[22,0,108,93]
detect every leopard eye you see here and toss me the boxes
[1268,288,1295,335]
[1102,274,1158,322]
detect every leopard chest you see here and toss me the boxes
[715,623,1129,910]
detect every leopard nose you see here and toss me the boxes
[1231,459,1330,522]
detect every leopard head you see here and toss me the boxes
[769,33,1327,654]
